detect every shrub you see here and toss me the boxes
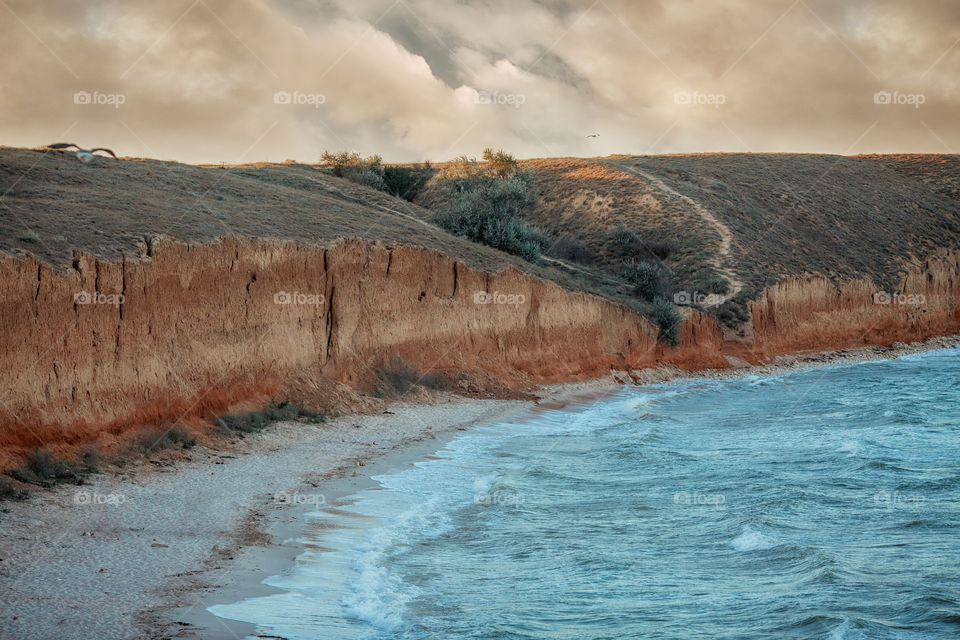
[351,168,387,191]
[548,236,598,264]
[434,149,545,262]
[623,260,670,301]
[650,297,683,346]
[215,401,325,434]
[608,225,675,260]
[6,449,81,487]
[610,224,636,248]
[30,449,78,482]
[0,477,27,501]
[524,226,553,252]
[81,445,101,473]
[716,299,751,327]
[702,274,730,295]
[135,425,199,454]
[383,164,432,201]
[167,427,197,449]
[320,150,386,191]
[418,371,447,391]
[376,356,447,396]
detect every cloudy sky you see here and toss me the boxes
[2,0,958,163]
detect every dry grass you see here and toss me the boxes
[0,147,629,309]
[3,146,958,330]
[515,154,960,324]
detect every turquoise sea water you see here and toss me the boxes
[211,348,960,639]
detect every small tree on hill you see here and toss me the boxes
[433,149,546,262]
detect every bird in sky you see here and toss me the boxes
[586,133,600,138]
[46,143,118,163]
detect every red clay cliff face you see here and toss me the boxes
[0,237,724,461]
[743,251,960,359]
[0,237,957,462]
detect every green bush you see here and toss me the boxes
[137,426,197,454]
[702,274,730,295]
[548,236,597,264]
[320,150,386,191]
[6,448,82,487]
[650,297,682,346]
[80,445,101,473]
[525,226,552,252]
[383,164,432,201]
[215,401,325,434]
[623,261,670,301]
[376,356,447,396]
[352,168,387,191]
[433,149,545,262]
[0,477,27,501]
[608,225,675,260]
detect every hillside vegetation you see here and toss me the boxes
[2,147,959,334]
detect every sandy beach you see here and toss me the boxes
[1,335,957,640]
[0,380,613,640]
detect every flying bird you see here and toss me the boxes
[586,133,600,138]
[46,143,117,163]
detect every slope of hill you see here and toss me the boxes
[1,146,958,468]
[518,153,960,325]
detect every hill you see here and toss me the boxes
[1,145,958,467]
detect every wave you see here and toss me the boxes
[730,526,781,552]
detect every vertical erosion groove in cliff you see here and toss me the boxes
[1,238,958,453]
[746,251,960,357]
[0,236,673,449]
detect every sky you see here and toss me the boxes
[1,0,958,164]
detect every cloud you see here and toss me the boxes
[1,0,957,163]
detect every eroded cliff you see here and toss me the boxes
[2,236,958,465]
[0,236,730,464]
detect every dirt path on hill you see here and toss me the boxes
[606,161,744,305]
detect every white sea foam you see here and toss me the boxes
[730,527,779,551]
[340,525,413,633]
[837,441,861,456]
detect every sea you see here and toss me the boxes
[209,347,960,639]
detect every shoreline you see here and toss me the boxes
[170,383,626,640]
[0,335,957,639]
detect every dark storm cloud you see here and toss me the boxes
[1,0,957,163]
